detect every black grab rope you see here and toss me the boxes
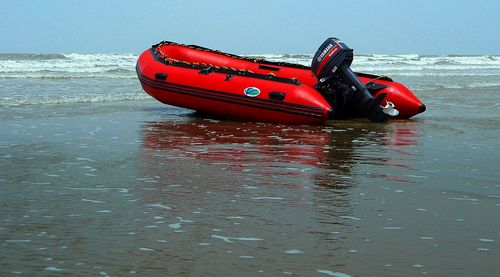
[151,41,302,85]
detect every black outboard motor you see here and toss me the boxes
[312,38,388,122]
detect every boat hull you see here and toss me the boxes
[137,48,332,124]
[136,41,425,124]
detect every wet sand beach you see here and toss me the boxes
[1,54,500,275]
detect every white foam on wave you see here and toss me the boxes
[6,239,32,243]
[411,81,500,91]
[317,269,352,277]
[0,53,138,79]
[45,267,64,272]
[285,249,304,254]
[381,72,500,77]
[256,54,500,79]
[146,203,172,210]
[2,53,499,79]
[211,234,263,243]
[0,92,150,106]
[355,54,500,66]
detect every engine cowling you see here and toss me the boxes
[312,37,390,122]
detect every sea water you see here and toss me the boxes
[1,53,500,275]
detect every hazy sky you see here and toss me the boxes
[1,0,499,55]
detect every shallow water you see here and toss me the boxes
[1,94,499,276]
[1,53,500,275]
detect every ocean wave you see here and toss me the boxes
[0,53,136,64]
[412,82,500,91]
[0,53,138,79]
[0,53,69,60]
[245,54,500,65]
[104,68,135,73]
[373,72,500,77]
[1,53,499,80]
[0,73,138,79]
[246,54,500,76]
[0,92,150,106]
[244,54,291,60]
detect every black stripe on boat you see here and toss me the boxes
[154,41,312,71]
[137,69,326,119]
[139,77,325,118]
[149,48,302,86]
[140,72,323,112]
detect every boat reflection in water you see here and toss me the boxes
[140,115,422,189]
[135,114,423,275]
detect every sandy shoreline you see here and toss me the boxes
[1,96,499,275]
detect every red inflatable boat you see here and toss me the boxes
[136,40,425,124]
